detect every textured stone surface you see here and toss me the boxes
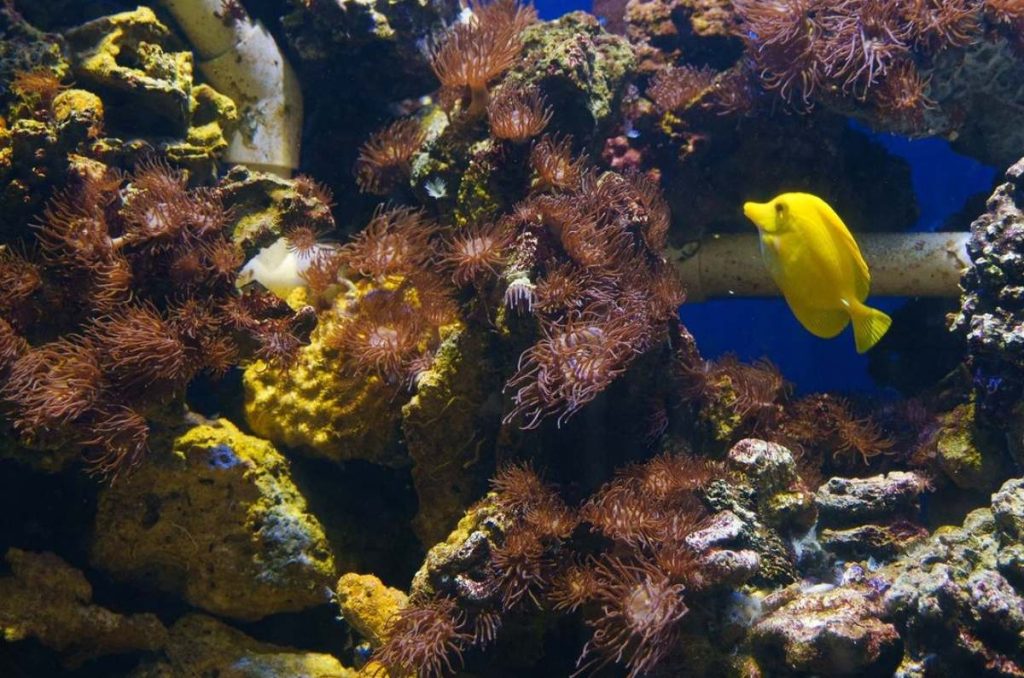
[815,472,926,527]
[0,548,167,667]
[91,418,336,621]
[750,586,900,676]
[131,614,355,678]
[336,573,408,649]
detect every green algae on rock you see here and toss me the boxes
[130,613,356,678]
[403,326,502,546]
[90,418,336,621]
[0,548,168,667]
[935,401,1011,491]
[508,11,636,137]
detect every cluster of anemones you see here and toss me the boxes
[671,348,898,484]
[732,0,985,124]
[374,455,736,677]
[0,161,314,478]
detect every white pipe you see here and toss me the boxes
[158,0,302,176]
[671,232,971,302]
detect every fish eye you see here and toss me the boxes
[775,203,785,215]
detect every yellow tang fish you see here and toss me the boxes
[742,192,892,353]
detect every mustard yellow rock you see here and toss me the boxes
[244,309,406,468]
[336,573,408,648]
[132,613,356,678]
[91,418,336,621]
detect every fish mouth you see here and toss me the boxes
[742,201,768,230]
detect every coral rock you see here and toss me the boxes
[750,586,900,675]
[403,327,501,545]
[131,613,355,678]
[244,311,406,468]
[508,12,636,136]
[881,477,1024,674]
[815,472,926,528]
[336,573,408,648]
[0,548,167,667]
[935,402,1010,491]
[91,418,336,621]
[64,7,237,176]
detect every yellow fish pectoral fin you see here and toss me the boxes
[784,296,850,339]
[851,304,892,353]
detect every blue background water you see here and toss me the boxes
[537,0,997,395]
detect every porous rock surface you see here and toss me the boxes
[91,418,336,621]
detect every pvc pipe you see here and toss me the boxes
[158,0,302,176]
[671,232,971,302]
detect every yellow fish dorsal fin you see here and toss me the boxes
[808,195,871,302]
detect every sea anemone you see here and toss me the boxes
[87,304,192,395]
[354,118,426,195]
[487,86,552,142]
[647,65,718,113]
[1,340,104,435]
[504,307,647,428]
[818,0,912,98]
[11,67,66,112]
[530,134,586,191]
[488,528,548,610]
[430,0,536,117]
[577,556,689,678]
[872,57,936,127]
[374,597,470,678]
[35,186,113,267]
[339,206,436,280]
[0,247,43,312]
[624,170,671,251]
[329,290,426,384]
[906,0,979,50]
[81,404,150,480]
[733,0,824,103]
[438,221,513,286]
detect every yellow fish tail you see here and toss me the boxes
[850,303,892,353]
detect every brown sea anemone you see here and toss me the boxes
[11,68,66,112]
[647,65,718,113]
[374,597,470,678]
[329,290,426,384]
[339,206,436,280]
[1,340,104,435]
[35,187,113,267]
[438,221,513,286]
[488,528,548,610]
[733,0,823,103]
[430,0,536,117]
[504,307,647,428]
[487,86,552,142]
[872,57,936,127]
[87,304,192,395]
[81,404,150,480]
[354,118,426,195]
[529,134,586,191]
[624,171,671,251]
[577,556,688,678]
[907,0,979,50]
[819,0,912,98]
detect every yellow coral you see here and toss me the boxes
[244,301,406,467]
[336,573,408,648]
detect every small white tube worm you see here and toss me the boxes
[671,232,971,302]
[158,0,303,176]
